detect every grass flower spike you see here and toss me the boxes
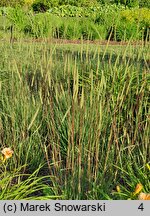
[1,147,14,161]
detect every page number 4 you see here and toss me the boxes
[138,203,144,211]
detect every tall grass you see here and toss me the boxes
[0,40,149,199]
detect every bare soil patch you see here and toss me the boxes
[25,38,148,46]
[1,37,149,46]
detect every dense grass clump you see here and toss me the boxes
[0,40,149,199]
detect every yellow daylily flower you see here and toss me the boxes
[1,147,14,161]
[138,192,150,200]
[133,183,143,196]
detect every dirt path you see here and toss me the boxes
[24,38,148,46]
[1,37,149,46]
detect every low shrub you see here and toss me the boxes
[53,18,106,40]
[7,7,28,31]
[119,8,150,40]
[116,21,140,41]
[23,13,61,38]
[31,0,60,12]
[32,0,50,12]
[120,8,150,25]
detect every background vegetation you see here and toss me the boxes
[0,0,150,8]
[0,5,149,42]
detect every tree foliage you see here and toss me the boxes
[0,0,150,8]
[0,0,24,7]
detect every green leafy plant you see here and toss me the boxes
[0,149,61,200]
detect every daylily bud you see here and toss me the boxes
[133,183,143,196]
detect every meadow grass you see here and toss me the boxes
[0,39,149,199]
